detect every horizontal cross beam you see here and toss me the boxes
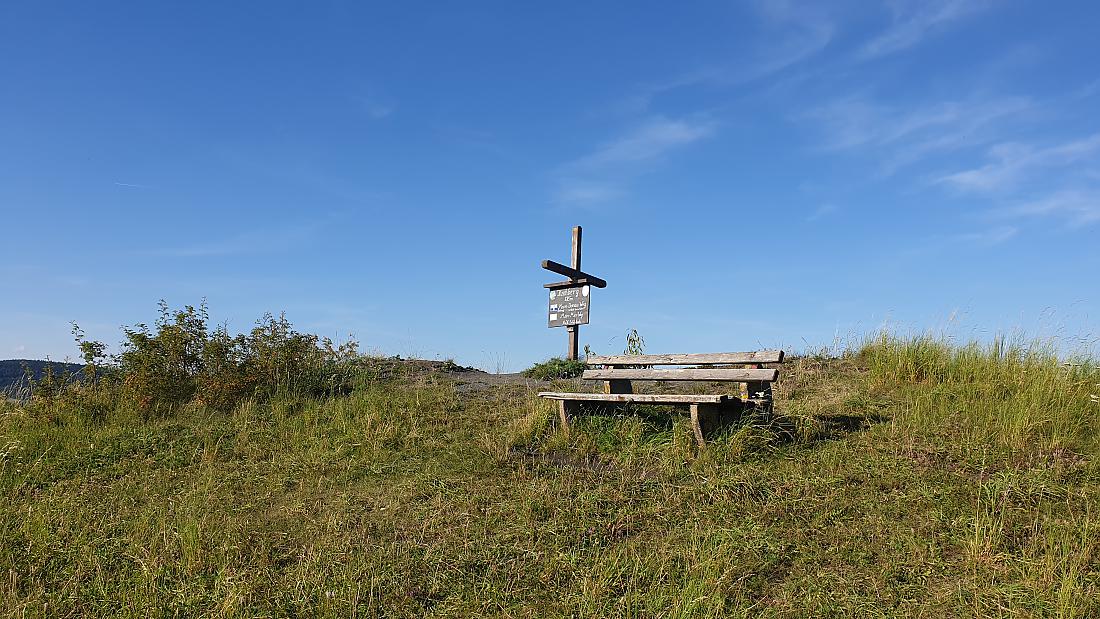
[540,260,607,288]
[544,278,603,290]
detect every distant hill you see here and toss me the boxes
[0,359,84,396]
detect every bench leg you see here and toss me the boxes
[690,403,720,447]
[743,382,774,421]
[745,380,772,401]
[557,400,580,435]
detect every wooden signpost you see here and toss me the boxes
[541,226,606,360]
[535,226,786,446]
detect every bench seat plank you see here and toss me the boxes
[538,392,729,404]
[586,351,783,366]
[583,368,778,382]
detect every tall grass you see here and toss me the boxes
[860,333,1100,457]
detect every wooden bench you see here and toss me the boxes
[539,350,784,446]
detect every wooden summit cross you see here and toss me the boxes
[541,226,607,360]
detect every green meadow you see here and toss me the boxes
[2,327,1098,617]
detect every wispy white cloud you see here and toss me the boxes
[748,0,835,77]
[352,92,395,119]
[143,221,328,257]
[860,0,993,59]
[363,102,393,119]
[616,1,834,114]
[807,95,1030,150]
[806,203,837,222]
[553,181,624,206]
[1002,190,1100,227]
[554,116,716,206]
[939,133,1100,192]
[905,224,1018,257]
[935,133,1100,228]
[803,94,1033,172]
[570,117,716,170]
[952,225,1018,246]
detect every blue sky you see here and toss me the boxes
[2,1,1098,371]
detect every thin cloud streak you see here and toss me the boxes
[806,203,837,222]
[554,116,716,206]
[142,222,327,258]
[953,225,1018,246]
[1002,190,1100,227]
[553,181,624,206]
[748,0,835,78]
[806,95,1031,152]
[802,94,1034,175]
[859,0,993,59]
[569,117,717,171]
[939,133,1100,192]
[617,1,835,114]
[937,134,1100,228]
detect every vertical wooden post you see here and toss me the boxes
[743,363,773,418]
[690,403,719,447]
[571,226,582,271]
[567,327,579,361]
[566,225,582,361]
[558,400,577,434]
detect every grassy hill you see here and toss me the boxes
[1,336,1097,617]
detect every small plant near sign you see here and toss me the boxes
[621,328,652,369]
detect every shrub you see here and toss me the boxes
[117,302,207,414]
[50,300,360,418]
[522,357,586,380]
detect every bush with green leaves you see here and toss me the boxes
[522,357,586,380]
[54,301,360,418]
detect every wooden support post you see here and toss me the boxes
[566,226,582,360]
[571,226,582,272]
[740,363,767,396]
[557,400,578,435]
[745,381,768,399]
[743,363,773,417]
[690,403,720,447]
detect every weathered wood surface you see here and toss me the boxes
[586,351,784,366]
[567,227,582,360]
[540,260,608,288]
[582,368,779,382]
[690,403,720,447]
[557,399,578,434]
[539,392,729,404]
[567,325,579,361]
[543,278,604,290]
[571,226,582,273]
